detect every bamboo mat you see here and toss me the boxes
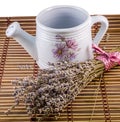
[0,15,120,122]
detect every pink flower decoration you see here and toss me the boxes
[52,43,67,60]
[66,39,78,50]
[52,35,80,61]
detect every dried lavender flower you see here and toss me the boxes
[5,59,106,120]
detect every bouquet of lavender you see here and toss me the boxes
[5,44,120,119]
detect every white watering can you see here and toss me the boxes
[6,6,108,69]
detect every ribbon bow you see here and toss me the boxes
[92,44,120,70]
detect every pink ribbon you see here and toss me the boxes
[92,44,120,70]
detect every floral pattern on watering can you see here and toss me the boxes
[52,34,80,61]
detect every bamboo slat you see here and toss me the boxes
[0,15,120,122]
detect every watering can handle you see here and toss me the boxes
[91,15,109,45]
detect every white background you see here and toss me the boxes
[0,0,120,17]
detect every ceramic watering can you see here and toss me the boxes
[6,6,108,69]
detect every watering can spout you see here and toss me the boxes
[6,22,38,61]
